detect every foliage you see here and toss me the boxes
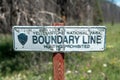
[93,0,104,25]
[0,34,25,75]
[0,34,53,78]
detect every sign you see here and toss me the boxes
[12,26,106,52]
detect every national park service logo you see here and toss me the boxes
[18,33,28,45]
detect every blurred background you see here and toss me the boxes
[0,0,120,80]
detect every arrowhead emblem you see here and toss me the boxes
[18,33,28,45]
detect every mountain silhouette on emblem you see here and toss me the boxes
[18,33,28,45]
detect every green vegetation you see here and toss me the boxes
[93,0,104,25]
[0,23,120,80]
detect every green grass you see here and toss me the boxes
[1,23,120,80]
[64,23,120,80]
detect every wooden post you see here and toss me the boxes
[53,53,64,80]
[53,23,65,80]
[53,1,66,78]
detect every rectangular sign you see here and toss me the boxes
[12,26,106,52]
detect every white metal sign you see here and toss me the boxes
[13,26,106,52]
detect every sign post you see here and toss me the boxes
[53,52,64,80]
[52,23,65,80]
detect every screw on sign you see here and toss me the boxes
[53,23,65,80]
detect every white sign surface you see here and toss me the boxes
[13,26,106,52]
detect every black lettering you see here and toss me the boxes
[39,36,44,44]
[75,36,80,44]
[69,36,74,44]
[45,36,50,44]
[57,36,62,44]
[32,36,38,44]
[90,36,96,44]
[97,36,101,44]
[64,36,68,43]
[83,36,87,44]
[51,36,56,44]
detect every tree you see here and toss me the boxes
[111,0,114,25]
[93,0,103,25]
